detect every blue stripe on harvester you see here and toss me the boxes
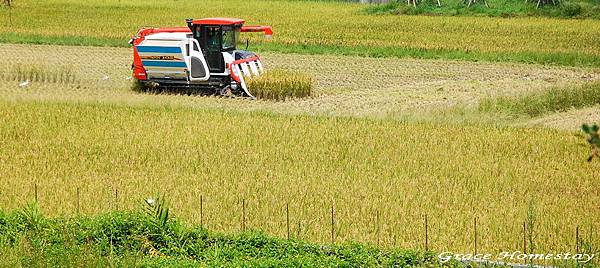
[137,46,182,53]
[142,60,187,68]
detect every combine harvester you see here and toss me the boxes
[130,18,273,98]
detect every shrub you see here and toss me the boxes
[560,2,582,17]
[247,69,313,101]
[394,5,420,15]
[363,2,402,15]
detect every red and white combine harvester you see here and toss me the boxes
[130,18,273,98]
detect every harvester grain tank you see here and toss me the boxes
[130,18,273,98]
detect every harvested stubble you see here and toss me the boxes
[247,69,313,100]
[2,44,599,117]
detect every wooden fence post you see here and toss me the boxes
[523,222,527,254]
[425,214,429,251]
[76,187,80,214]
[474,217,478,255]
[576,225,580,254]
[376,210,381,247]
[242,199,246,232]
[286,203,290,240]
[331,205,335,244]
[200,195,204,227]
[115,188,118,211]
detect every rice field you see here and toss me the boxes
[1,0,600,66]
[1,0,600,260]
[1,100,599,258]
[0,41,600,264]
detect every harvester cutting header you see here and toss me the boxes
[130,18,273,98]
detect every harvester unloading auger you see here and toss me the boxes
[130,18,273,98]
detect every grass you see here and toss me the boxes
[363,0,600,19]
[479,82,600,117]
[247,69,313,100]
[0,203,457,267]
[0,99,598,259]
[1,0,600,67]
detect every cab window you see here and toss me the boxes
[205,27,221,51]
[222,27,240,50]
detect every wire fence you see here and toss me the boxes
[24,183,600,267]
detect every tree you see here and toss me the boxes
[582,123,600,162]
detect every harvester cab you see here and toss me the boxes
[130,18,273,98]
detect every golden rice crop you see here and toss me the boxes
[0,100,598,264]
[0,0,599,60]
[247,69,313,100]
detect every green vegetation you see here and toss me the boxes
[479,82,600,117]
[581,123,599,161]
[0,203,457,267]
[0,0,599,67]
[247,69,313,100]
[363,0,600,19]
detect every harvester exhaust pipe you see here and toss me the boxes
[185,18,193,31]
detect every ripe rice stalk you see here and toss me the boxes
[5,64,75,84]
[247,69,313,101]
